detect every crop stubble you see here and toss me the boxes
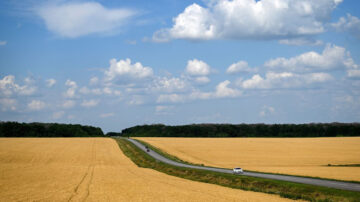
[0,138,294,201]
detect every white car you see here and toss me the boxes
[233,167,243,174]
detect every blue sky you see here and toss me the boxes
[1,0,360,132]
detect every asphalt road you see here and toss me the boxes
[125,138,360,192]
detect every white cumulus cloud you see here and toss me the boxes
[46,78,56,87]
[28,100,46,111]
[332,14,360,39]
[152,77,189,93]
[264,44,358,72]
[37,2,136,38]
[104,58,153,82]
[239,72,333,89]
[157,80,240,103]
[64,79,77,98]
[214,80,242,98]
[0,41,7,46]
[0,75,36,97]
[153,0,342,42]
[226,61,257,74]
[186,59,211,76]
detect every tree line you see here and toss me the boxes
[120,123,360,137]
[0,122,104,137]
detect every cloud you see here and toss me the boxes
[36,2,136,38]
[347,69,360,78]
[194,76,210,84]
[79,86,121,96]
[89,77,99,86]
[264,44,358,72]
[155,105,174,115]
[260,105,275,117]
[186,59,211,76]
[332,14,360,39]
[64,79,77,98]
[28,100,46,111]
[155,105,173,112]
[278,38,323,46]
[62,100,76,109]
[46,78,56,87]
[185,59,212,84]
[239,72,333,89]
[103,87,113,95]
[79,87,100,95]
[152,77,189,93]
[153,0,342,42]
[81,99,99,108]
[0,41,7,46]
[157,80,240,103]
[104,58,153,82]
[0,98,17,111]
[214,80,241,98]
[100,113,114,118]
[125,40,137,45]
[52,111,65,119]
[157,94,185,103]
[0,75,36,97]
[226,61,257,74]
[128,96,144,105]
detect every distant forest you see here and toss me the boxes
[120,123,360,137]
[0,122,104,137]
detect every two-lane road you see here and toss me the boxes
[125,138,360,192]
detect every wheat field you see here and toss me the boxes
[136,137,360,181]
[0,138,295,202]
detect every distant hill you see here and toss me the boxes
[0,122,104,137]
[121,123,360,137]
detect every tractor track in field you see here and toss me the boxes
[68,140,96,202]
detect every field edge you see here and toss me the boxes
[136,138,360,185]
[114,138,360,202]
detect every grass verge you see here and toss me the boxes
[136,139,207,167]
[326,164,360,167]
[114,138,360,202]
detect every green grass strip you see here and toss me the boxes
[326,164,360,167]
[114,138,360,202]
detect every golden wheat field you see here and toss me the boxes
[0,138,296,202]
[136,137,360,182]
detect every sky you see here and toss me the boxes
[0,0,360,132]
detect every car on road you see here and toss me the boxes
[233,167,243,174]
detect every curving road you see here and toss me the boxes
[125,138,360,192]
